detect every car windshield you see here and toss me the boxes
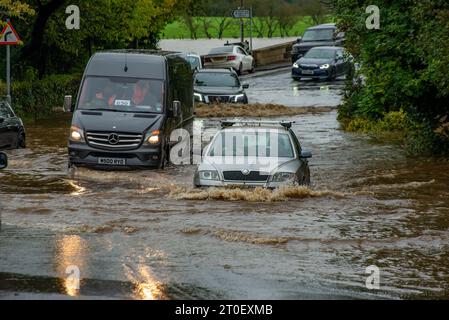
[78,76,164,113]
[209,130,295,158]
[195,72,240,88]
[209,47,234,54]
[302,29,334,41]
[304,48,336,59]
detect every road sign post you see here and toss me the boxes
[0,20,21,101]
[232,8,253,52]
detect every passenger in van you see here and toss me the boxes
[90,83,116,107]
[132,80,158,107]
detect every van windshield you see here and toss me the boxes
[78,77,164,113]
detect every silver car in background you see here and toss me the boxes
[203,46,255,75]
[194,121,312,188]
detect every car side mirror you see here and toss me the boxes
[296,37,302,43]
[64,95,73,113]
[300,150,312,159]
[0,117,4,124]
[243,84,250,89]
[172,101,181,118]
[0,152,8,169]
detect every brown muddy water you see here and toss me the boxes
[1,73,449,299]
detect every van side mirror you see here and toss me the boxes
[172,101,181,118]
[243,84,249,89]
[64,95,73,113]
[0,152,8,169]
[296,37,302,43]
[300,150,312,159]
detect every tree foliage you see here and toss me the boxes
[4,0,189,78]
[333,0,449,154]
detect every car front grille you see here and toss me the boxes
[300,64,319,70]
[86,131,143,150]
[207,95,231,103]
[223,171,270,182]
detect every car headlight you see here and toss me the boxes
[145,130,161,145]
[194,93,203,102]
[199,170,220,180]
[293,63,299,68]
[320,64,330,69]
[69,126,85,142]
[271,172,298,183]
[234,94,246,103]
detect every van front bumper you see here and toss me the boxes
[68,142,162,169]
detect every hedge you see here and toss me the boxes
[0,74,81,121]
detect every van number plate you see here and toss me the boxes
[98,158,126,166]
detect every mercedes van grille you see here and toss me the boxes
[86,131,143,150]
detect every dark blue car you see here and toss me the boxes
[292,47,353,81]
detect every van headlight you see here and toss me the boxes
[145,130,161,145]
[271,172,297,183]
[320,64,330,69]
[194,93,203,102]
[69,126,85,142]
[199,170,220,180]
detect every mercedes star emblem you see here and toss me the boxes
[108,133,120,145]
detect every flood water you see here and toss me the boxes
[1,71,449,299]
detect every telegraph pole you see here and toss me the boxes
[240,0,244,43]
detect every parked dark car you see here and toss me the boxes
[0,100,26,150]
[0,152,7,169]
[292,47,353,81]
[67,50,194,169]
[194,69,249,104]
[291,23,345,63]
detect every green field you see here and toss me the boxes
[161,16,322,39]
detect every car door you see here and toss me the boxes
[0,103,11,149]
[4,103,20,147]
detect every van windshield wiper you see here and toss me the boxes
[85,108,120,112]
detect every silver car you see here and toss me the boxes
[203,46,255,75]
[194,121,312,188]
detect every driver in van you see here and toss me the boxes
[132,80,160,109]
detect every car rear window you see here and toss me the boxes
[209,130,295,158]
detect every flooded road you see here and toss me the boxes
[1,71,449,299]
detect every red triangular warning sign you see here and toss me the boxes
[0,21,21,45]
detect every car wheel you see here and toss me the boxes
[158,143,168,169]
[328,68,337,81]
[17,130,26,149]
[301,166,311,186]
[249,61,256,73]
[237,63,243,76]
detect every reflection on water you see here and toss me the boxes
[1,105,449,299]
[55,235,88,297]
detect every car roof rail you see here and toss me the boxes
[220,120,295,130]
